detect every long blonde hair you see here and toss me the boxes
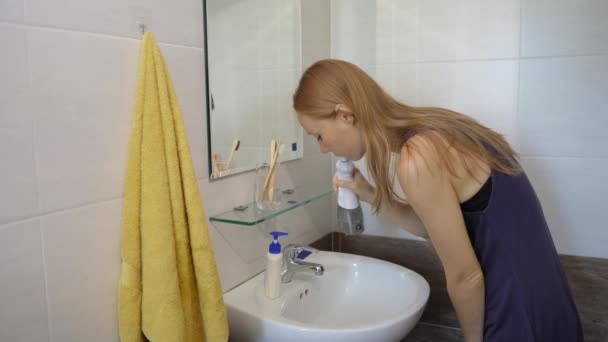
[293,59,521,212]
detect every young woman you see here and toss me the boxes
[293,59,583,342]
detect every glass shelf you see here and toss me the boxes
[208,186,333,226]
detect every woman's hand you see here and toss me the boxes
[333,167,376,204]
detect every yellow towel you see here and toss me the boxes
[118,32,229,342]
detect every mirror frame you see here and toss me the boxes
[202,0,214,179]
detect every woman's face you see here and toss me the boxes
[297,111,366,161]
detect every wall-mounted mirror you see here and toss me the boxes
[204,0,304,179]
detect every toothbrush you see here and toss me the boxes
[260,139,279,202]
[268,140,281,202]
[260,140,276,202]
[225,138,240,173]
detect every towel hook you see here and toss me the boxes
[137,21,147,36]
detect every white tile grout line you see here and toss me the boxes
[518,0,524,60]
[515,0,523,149]
[414,0,419,106]
[0,21,204,50]
[391,0,396,77]
[22,19,42,222]
[26,23,53,339]
[0,196,123,229]
[4,151,602,229]
[22,26,51,340]
[39,221,54,342]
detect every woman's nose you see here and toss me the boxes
[319,144,329,154]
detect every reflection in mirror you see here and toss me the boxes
[204,0,304,179]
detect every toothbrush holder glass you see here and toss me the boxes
[212,160,231,179]
[255,161,281,210]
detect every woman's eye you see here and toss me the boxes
[316,135,322,142]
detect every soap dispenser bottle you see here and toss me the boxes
[265,231,288,299]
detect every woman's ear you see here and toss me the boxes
[335,104,354,115]
[338,111,355,125]
[335,104,355,125]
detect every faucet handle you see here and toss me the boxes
[283,244,318,260]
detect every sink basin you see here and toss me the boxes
[224,251,430,342]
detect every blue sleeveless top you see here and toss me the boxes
[402,132,583,340]
[461,168,583,341]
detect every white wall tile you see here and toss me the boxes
[522,157,608,258]
[0,220,49,342]
[504,134,518,152]
[331,0,377,66]
[301,0,330,70]
[283,195,332,240]
[391,64,417,105]
[374,64,394,97]
[522,0,608,57]
[212,221,273,264]
[376,63,417,106]
[517,56,608,158]
[303,133,321,158]
[25,0,204,47]
[358,64,377,81]
[0,0,23,22]
[374,0,394,65]
[374,0,417,65]
[28,29,139,212]
[207,222,259,292]
[417,0,520,61]
[0,25,38,223]
[160,44,207,179]
[418,60,519,137]
[291,227,327,249]
[392,1,417,64]
[41,200,122,342]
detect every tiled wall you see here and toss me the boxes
[0,0,332,341]
[331,0,608,258]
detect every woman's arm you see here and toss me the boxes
[333,168,428,238]
[396,135,485,342]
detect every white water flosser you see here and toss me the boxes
[336,158,364,234]
[336,158,360,209]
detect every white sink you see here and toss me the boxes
[224,251,430,342]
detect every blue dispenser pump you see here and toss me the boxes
[268,231,288,254]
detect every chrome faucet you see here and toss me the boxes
[281,244,324,283]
